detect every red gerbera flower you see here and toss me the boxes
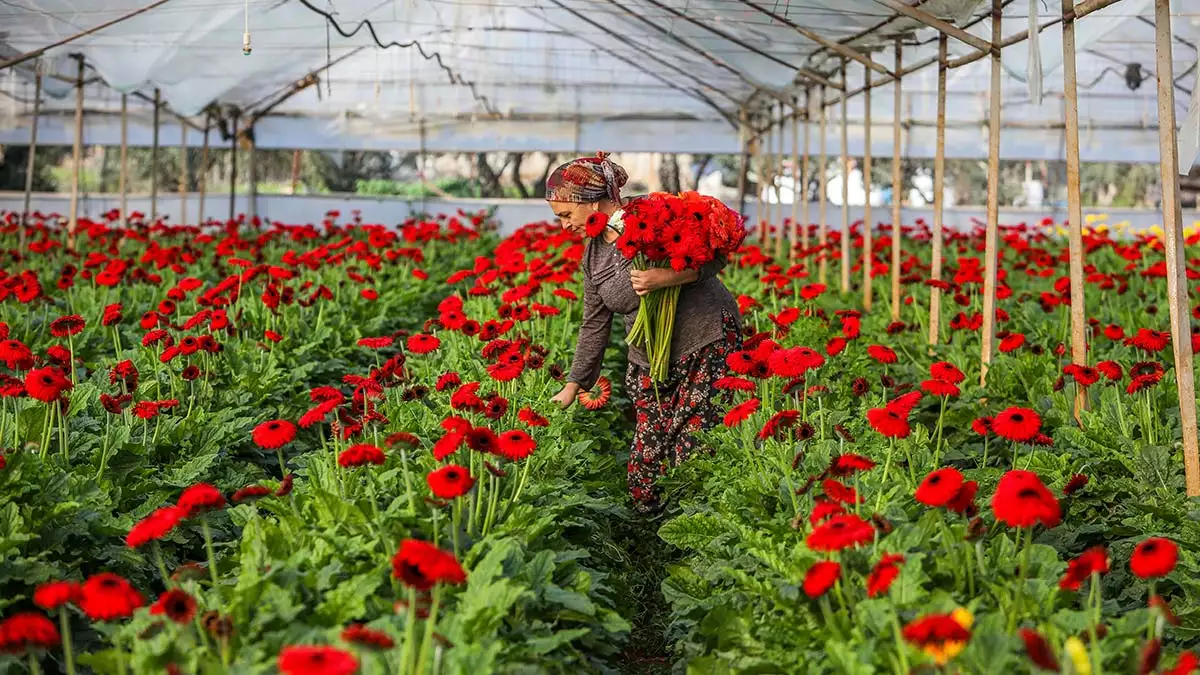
[79,573,144,621]
[1059,546,1110,591]
[829,454,876,476]
[517,407,549,427]
[126,505,183,548]
[1096,360,1123,380]
[1063,364,1100,387]
[1125,328,1171,352]
[585,211,610,238]
[866,553,905,597]
[759,410,800,440]
[177,483,227,518]
[338,444,387,468]
[278,645,359,675]
[49,314,85,337]
[921,379,961,397]
[1130,537,1179,579]
[1019,628,1059,672]
[496,429,536,461]
[151,589,197,624]
[391,539,467,590]
[802,561,840,599]
[0,612,60,654]
[929,361,965,384]
[232,485,273,503]
[1165,651,1198,675]
[971,417,991,436]
[723,398,760,427]
[991,470,1061,529]
[0,339,34,370]
[341,624,395,650]
[406,334,440,355]
[435,372,462,392]
[866,345,898,364]
[24,367,72,403]
[945,480,979,515]
[822,478,861,505]
[914,468,964,507]
[33,581,81,611]
[1063,474,1088,495]
[999,333,1026,352]
[809,500,845,525]
[866,406,910,438]
[253,419,296,449]
[101,303,123,326]
[806,514,874,552]
[426,464,475,499]
[992,407,1041,442]
[357,336,393,350]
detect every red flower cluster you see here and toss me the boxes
[866,391,922,438]
[614,191,745,272]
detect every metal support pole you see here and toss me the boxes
[1062,0,1089,421]
[119,94,128,227]
[979,0,1003,386]
[179,117,189,225]
[67,55,84,250]
[800,90,811,255]
[862,60,874,311]
[818,86,829,285]
[198,116,209,225]
[150,88,161,222]
[929,35,948,347]
[1154,0,1200,496]
[891,40,904,321]
[840,60,851,295]
[21,69,41,245]
[788,100,800,261]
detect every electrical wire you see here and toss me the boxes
[293,0,499,115]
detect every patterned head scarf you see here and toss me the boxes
[545,152,629,203]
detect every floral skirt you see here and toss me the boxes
[625,311,741,513]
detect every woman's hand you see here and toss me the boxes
[630,268,699,296]
[551,383,581,409]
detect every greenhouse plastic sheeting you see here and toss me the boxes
[0,0,1197,164]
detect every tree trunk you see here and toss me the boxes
[658,154,681,194]
[692,154,712,191]
[476,153,504,197]
[533,153,558,198]
[509,153,529,198]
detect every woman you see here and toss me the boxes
[546,152,742,514]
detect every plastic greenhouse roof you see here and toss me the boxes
[0,0,1197,164]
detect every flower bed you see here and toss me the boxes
[0,211,1196,674]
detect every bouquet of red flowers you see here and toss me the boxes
[614,191,746,382]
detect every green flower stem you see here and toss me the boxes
[153,542,171,587]
[201,516,220,590]
[399,447,416,513]
[1007,527,1033,633]
[415,585,443,675]
[874,437,897,513]
[451,499,462,560]
[934,396,947,466]
[1088,573,1103,675]
[482,466,503,535]
[58,606,76,675]
[28,652,42,675]
[400,588,419,675]
[1146,579,1157,641]
[890,607,911,675]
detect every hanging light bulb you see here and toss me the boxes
[243,31,252,56]
[242,0,252,55]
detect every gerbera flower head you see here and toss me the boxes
[24,367,72,403]
[79,573,144,621]
[0,612,60,654]
[902,610,972,666]
[991,470,1061,529]
[497,429,536,461]
[341,624,395,650]
[426,464,475,499]
[391,539,467,590]
[578,376,611,410]
[338,444,386,468]
[866,553,905,598]
[806,514,874,552]
[992,407,1041,442]
[1059,546,1110,591]
[150,589,198,624]
[802,561,840,599]
[33,581,81,611]
[49,314,85,337]
[914,467,965,508]
[277,645,359,675]
[177,483,227,518]
[1130,537,1179,579]
[252,419,296,449]
[126,505,183,548]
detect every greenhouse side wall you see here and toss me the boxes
[0,192,1194,235]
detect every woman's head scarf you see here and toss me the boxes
[544,152,629,203]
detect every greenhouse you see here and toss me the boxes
[0,0,1199,673]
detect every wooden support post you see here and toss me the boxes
[736,109,750,217]
[119,94,128,227]
[20,69,41,246]
[150,88,161,222]
[929,35,948,347]
[800,90,811,255]
[198,116,209,225]
[891,40,904,321]
[1153,0,1200,496]
[979,0,1004,387]
[789,99,800,261]
[840,60,851,295]
[290,149,302,194]
[229,111,239,222]
[756,113,767,245]
[1062,0,1089,421]
[67,55,84,250]
[862,60,874,311]
[248,126,258,225]
[179,118,189,226]
[774,102,787,260]
[818,86,829,285]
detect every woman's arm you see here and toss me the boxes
[560,282,613,399]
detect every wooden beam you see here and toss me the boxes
[150,88,161,223]
[0,0,173,72]
[290,149,302,194]
[818,85,829,286]
[179,117,189,225]
[890,39,904,322]
[756,114,768,245]
[774,102,788,261]
[800,90,811,256]
[929,35,948,347]
[979,0,1003,387]
[67,56,84,251]
[119,94,128,228]
[789,99,800,261]
[198,117,209,225]
[874,0,993,52]
[736,109,750,217]
[1061,0,1089,422]
[1153,0,1200,496]
[248,127,258,226]
[862,58,874,311]
[840,61,851,295]
[229,111,239,222]
[21,69,41,248]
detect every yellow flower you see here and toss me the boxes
[1095,224,1109,233]
[1064,637,1091,675]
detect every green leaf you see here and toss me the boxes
[658,512,727,550]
